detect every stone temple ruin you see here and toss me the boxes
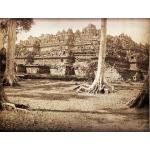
[15,24,148,82]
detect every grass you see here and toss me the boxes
[0,79,148,131]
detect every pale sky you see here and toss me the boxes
[17,19,150,44]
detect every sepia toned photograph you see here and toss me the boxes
[0,18,149,131]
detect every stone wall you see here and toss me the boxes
[16,24,132,72]
[15,56,75,76]
[104,66,123,82]
[15,24,148,81]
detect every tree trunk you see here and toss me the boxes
[0,84,29,111]
[0,31,3,50]
[128,50,149,108]
[0,20,29,110]
[3,19,18,86]
[128,75,149,108]
[88,19,112,94]
[0,84,9,109]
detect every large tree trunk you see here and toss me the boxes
[0,31,3,50]
[0,84,29,111]
[0,84,9,109]
[0,44,16,110]
[128,49,149,109]
[0,20,30,111]
[3,19,18,86]
[88,19,112,94]
[128,75,149,108]
[75,19,113,94]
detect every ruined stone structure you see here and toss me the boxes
[15,24,148,81]
[16,24,100,58]
[16,56,75,76]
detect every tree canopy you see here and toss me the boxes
[0,18,33,32]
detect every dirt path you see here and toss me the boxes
[0,79,149,131]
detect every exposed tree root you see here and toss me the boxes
[127,75,149,108]
[88,84,105,94]
[127,86,149,108]
[2,75,20,86]
[88,82,114,94]
[14,103,30,110]
[128,92,149,108]
[74,82,114,94]
[73,84,89,93]
[0,84,10,103]
[0,102,30,111]
[1,102,16,111]
[0,84,30,111]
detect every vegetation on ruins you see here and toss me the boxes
[16,24,149,72]
[0,19,149,109]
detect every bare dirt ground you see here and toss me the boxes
[0,79,149,131]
